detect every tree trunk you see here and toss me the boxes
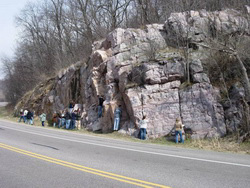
[137,0,150,26]
[236,53,250,102]
[236,53,250,133]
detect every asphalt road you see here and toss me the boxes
[0,102,8,107]
[0,120,250,188]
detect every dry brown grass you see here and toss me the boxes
[184,137,250,154]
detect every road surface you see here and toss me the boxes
[0,119,250,187]
[0,102,8,107]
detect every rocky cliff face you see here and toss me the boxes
[16,8,250,139]
[165,8,250,46]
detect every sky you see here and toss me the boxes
[0,0,36,57]
[0,0,37,78]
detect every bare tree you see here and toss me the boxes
[50,0,65,63]
[93,0,132,31]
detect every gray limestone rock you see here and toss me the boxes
[192,73,210,83]
[190,60,203,74]
[223,83,246,134]
[165,9,250,46]
[180,83,226,138]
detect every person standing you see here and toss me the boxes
[71,110,77,129]
[61,110,66,128]
[52,112,58,128]
[139,115,148,140]
[18,109,24,123]
[65,110,71,129]
[75,108,81,130]
[97,95,104,118]
[113,105,122,131]
[27,110,34,125]
[57,111,62,128]
[26,110,32,125]
[69,100,75,113]
[39,113,46,127]
[23,109,28,123]
[175,118,184,143]
[32,111,35,125]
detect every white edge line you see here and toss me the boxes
[1,125,250,168]
[0,119,142,144]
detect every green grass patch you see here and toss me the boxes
[179,81,193,89]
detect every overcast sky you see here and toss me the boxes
[0,0,37,79]
[0,0,36,57]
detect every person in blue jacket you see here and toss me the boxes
[113,105,122,131]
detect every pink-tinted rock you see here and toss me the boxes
[17,9,250,139]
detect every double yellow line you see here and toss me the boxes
[0,143,170,188]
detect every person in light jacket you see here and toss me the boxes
[39,113,46,127]
[175,118,184,143]
[139,115,148,140]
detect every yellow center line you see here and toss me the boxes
[0,143,170,188]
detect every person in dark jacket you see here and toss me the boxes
[97,95,104,118]
[65,110,71,129]
[26,110,33,125]
[70,110,77,129]
[69,100,75,113]
[57,111,62,128]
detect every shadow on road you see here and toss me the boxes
[31,143,59,150]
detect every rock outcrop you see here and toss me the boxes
[165,8,250,47]
[16,8,250,139]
